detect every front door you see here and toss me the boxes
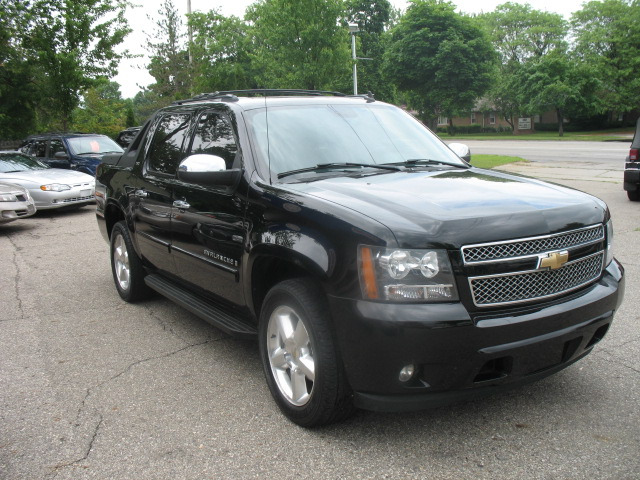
[170,110,246,306]
[132,112,191,276]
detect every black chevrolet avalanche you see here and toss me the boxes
[96,90,624,427]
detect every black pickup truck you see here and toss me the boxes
[96,90,624,427]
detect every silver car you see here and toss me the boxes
[0,151,95,210]
[0,181,36,223]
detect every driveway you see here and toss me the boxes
[1,156,638,479]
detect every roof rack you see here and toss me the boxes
[172,89,352,105]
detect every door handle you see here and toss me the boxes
[173,199,190,209]
[134,189,148,198]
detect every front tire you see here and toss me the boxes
[110,221,151,302]
[259,279,354,427]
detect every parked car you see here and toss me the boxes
[115,126,141,149]
[20,132,123,175]
[96,90,624,427]
[0,181,36,223]
[0,151,95,210]
[623,117,640,201]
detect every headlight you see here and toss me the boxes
[40,184,71,192]
[0,193,18,202]
[358,246,459,302]
[605,219,614,266]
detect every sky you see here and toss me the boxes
[114,0,587,98]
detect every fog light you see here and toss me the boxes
[399,364,415,382]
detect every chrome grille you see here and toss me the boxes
[462,225,604,263]
[470,253,603,307]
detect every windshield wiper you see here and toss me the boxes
[384,159,468,169]
[277,162,401,179]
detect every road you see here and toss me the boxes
[1,145,638,480]
[457,140,630,165]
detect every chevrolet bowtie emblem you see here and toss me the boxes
[539,251,569,270]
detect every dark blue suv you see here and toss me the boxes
[20,133,124,175]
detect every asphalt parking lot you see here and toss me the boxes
[1,154,638,479]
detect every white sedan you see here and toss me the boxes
[0,181,36,223]
[0,151,95,210]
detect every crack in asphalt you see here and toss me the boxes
[48,415,104,479]
[597,348,640,375]
[75,337,227,424]
[49,337,229,477]
[5,234,24,319]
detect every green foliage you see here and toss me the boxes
[245,0,351,90]
[384,0,496,126]
[146,0,191,99]
[71,79,128,137]
[189,11,253,92]
[572,0,640,113]
[477,3,568,131]
[0,0,131,136]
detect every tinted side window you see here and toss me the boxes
[190,112,238,169]
[147,113,191,175]
[30,140,47,158]
[50,139,66,156]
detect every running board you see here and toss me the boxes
[144,274,257,338]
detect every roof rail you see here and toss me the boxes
[172,89,349,105]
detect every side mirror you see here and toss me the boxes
[177,154,241,187]
[448,143,471,163]
[54,151,69,160]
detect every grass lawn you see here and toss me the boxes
[471,154,528,169]
[440,128,633,142]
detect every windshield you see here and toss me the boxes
[0,153,49,172]
[245,103,466,179]
[66,136,123,155]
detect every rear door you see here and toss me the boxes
[131,112,191,275]
[170,110,247,306]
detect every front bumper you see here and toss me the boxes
[0,200,36,223]
[329,260,624,412]
[31,186,95,209]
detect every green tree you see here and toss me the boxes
[189,10,253,93]
[384,0,496,128]
[0,0,130,136]
[478,3,568,131]
[72,79,128,137]
[572,0,640,115]
[146,0,191,100]
[516,51,601,136]
[28,0,130,131]
[245,0,351,90]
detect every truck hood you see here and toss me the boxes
[284,168,606,248]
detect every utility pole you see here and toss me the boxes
[187,0,193,65]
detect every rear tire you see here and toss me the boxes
[627,189,639,201]
[259,278,354,427]
[110,221,152,302]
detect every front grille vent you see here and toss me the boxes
[462,225,604,264]
[470,252,604,307]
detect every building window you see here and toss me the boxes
[489,113,496,125]
[437,116,448,126]
[534,115,541,123]
[470,113,476,123]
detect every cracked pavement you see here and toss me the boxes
[1,149,639,479]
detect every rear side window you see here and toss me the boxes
[190,112,238,169]
[50,139,66,156]
[27,140,47,158]
[147,113,191,175]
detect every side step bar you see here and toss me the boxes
[145,274,257,339]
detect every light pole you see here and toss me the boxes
[349,24,359,95]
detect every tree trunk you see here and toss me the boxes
[557,108,564,137]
